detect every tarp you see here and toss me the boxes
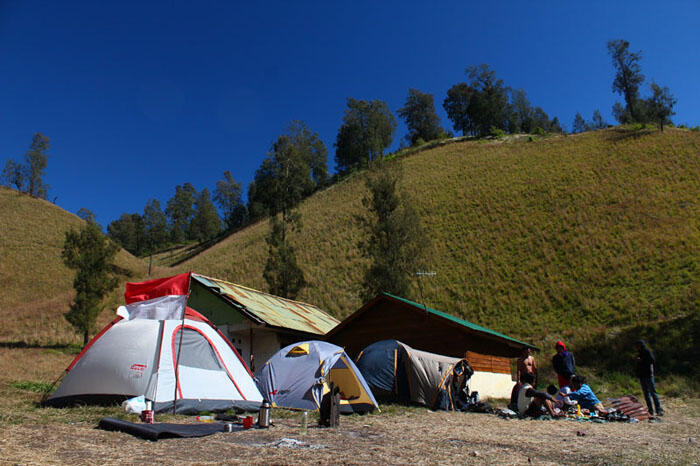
[256,340,378,414]
[98,417,229,441]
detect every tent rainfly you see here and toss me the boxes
[256,341,379,414]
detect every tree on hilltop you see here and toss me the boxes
[248,121,327,220]
[591,109,607,129]
[335,98,397,174]
[1,159,25,191]
[1,133,50,197]
[143,198,169,252]
[398,89,445,145]
[166,183,197,243]
[24,133,50,199]
[62,222,119,345]
[191,188,221,242]
[645,82,676,132]
[214,171,247,231]
[607,39,645,123]
[77,208,98,226]
[443,82,475,136]
[443,65,510,138]
[107,213,146,256]
[572,113,588,133]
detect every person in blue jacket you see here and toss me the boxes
[569,375,607,414]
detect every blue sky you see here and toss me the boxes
[1,1,698,227]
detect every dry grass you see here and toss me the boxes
[1,342,698,464]
[179,128,700,340]
[0,186,168,345]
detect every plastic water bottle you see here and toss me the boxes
[300,411,308,435]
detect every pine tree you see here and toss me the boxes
[263,213,306,299]
[359,162,428,301]
[62,223,119,345]
[166,183,197,243]
[191,188,221,242]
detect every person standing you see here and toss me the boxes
[517,347,538,388]
[552,341,576,388]
[635,340,663,416]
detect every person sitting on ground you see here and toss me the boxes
[517,347,538,388]
[568,375,607,415]
[547,384,576,411]
[516,373,561,418]
[552,341,576,388]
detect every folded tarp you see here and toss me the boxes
[98,417,234,441]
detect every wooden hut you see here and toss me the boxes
[326,293,536,399]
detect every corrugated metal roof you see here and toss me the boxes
[382,292,536,349]
[191,274,339,335]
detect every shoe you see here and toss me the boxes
[656,410,664,416]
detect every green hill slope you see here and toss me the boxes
[180,128,700,345]
[0,187,152,345]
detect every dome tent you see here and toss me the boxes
[355,339,469,409]
[46,273,262,413]
[256,341,378,414]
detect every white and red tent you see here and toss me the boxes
[46,273,263,413]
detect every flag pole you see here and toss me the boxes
[172,272,192,414]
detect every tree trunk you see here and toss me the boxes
[83,329,89,346]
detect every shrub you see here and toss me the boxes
[533,127,545,136]
[489,126,506,138]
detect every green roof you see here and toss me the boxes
[191,274,339,335]
[381,292,535,349]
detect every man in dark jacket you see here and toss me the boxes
[552,341,576,388]
[636,340,663,416]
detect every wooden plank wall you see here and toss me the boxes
[328,299,523,363]
[465,351,511,374]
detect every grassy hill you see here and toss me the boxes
[0,187,155,345]
[178,128,699,367]
[1,127,698,390]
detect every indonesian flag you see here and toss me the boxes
[117,272,191,320]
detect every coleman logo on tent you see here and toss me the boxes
[130,364,147,378]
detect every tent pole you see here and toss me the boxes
[172,272,191,414]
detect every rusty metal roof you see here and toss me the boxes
[191,273,339,335]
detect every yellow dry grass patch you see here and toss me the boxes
[0,187,167,345]
[179,128,700,341]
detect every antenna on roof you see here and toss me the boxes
[414,271,436,317]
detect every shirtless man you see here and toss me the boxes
[517,347,538,387]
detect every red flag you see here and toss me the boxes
[121,272,191,320]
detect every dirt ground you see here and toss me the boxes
[1,400,698,464]
[1,347,698,465]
